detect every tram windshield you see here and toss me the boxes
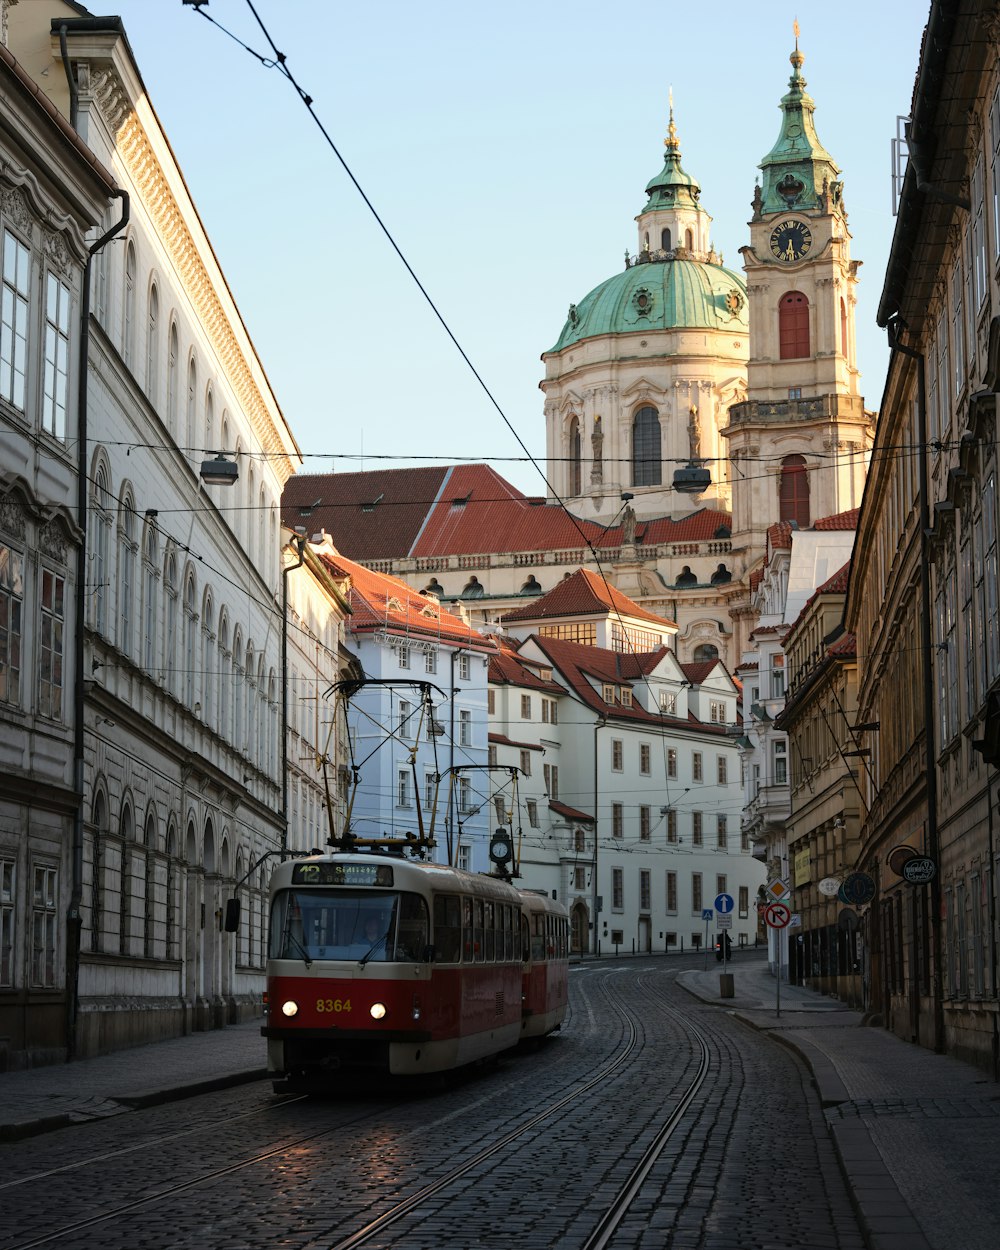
[268,890,429,963]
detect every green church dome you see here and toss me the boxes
[547,258,749,355]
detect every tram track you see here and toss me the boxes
[4,964,716,1250]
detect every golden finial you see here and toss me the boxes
[790,17,804,70]
[664,86,680,152]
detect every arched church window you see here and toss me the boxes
[568,416,581,496]
[461,576,484,598]
[685,229,694,250]
[520,576,542,595]
[779,454,810,527]
[693,643,719,663]
[643,232,649,251]
[710,564,732,585]
[840,297,848,358]
[661,228,671,251]
[632,406,661,487]
[676,566,697,587]
[423,578,444,597]
[779,291,810,359]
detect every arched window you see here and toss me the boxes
[143,809,156,957]
[142,523,158,671]
[710,563,732,585]
[840,296,848,358]
[568,416,581,496]
[676,566,697,586]
[643,231,650,251]
[423,578,444,596]
[118,495,136,658]
[205,387,214,451]
[661,228,672,251]
[779,291,810,359]
[119,802,133,955]
[268,670,278,773]
[233,628,244,749]
[123,241,136,367]
[462,576,484,598]
[183,570,197,708]
[201,590,214,725]
[685,228,693,250]
[520,576,542,595]
[258,486,266,570]
[218,612,231,739]
[146,283,159,399]
[164,549,178,694]
[90,789,108,951]
[779,454,810,527]
[91,462,111,634]
[165,823,177,960]
[244,642,255,760]
[186,356,197,450]
[693,643,719,663]
[166,321,179,432]
[632,406,661,486]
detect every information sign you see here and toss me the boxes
[717,914,733,929]
[701,909,714,922]
[901,856,937,884]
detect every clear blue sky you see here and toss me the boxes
[109,0,928,495]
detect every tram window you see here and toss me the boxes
[269,890,397,961]
[396,893,429,962]
[473,898,485,962]
[502,905,514,961]
[462,898,474,962]
[531,914,545,961]
[521,914,530,962]
[434,895,462,963]
[484,901,495,961]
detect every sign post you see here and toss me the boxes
[715,893,735,997]
[701,908,713,969]
[764,901,792,1017]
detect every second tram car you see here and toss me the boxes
[261,853,568,1084]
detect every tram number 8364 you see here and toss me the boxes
[316,998,352,1014]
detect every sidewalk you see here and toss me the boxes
[0,1017,267,1141]
[678,957,1000,1250]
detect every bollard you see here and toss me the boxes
[719,972,735,998]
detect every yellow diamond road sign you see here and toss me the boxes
[766,878,791,902]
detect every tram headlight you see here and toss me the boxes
[370,1002,387,1020]
[281,1000,299,1018]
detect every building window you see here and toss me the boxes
[459,653,471,681]
[692,812,703,846]
[611,739,623,771]
[118,501,136,659]
[640,869,651,911]
[494,796,506,825]
[142,526,157,672]
[612,802,624,838]
[602,683,615,704]
[488,744,497,768]
[1,228,30,410]
[526,799,538,827]
[569,415,581,496]
[620,687,633,708]
[41,274,71,439]
[146,283,159,398]
[123,241,136,367]
[772,655,786,698]
[1,858,14,986]
[575,828,586,852]
[457,775,472,813]
[459,709,472,746]
[640,743,651,775]
[30,864,57,987]
[710,700,726,723]
[398,644,410,670]
[667,748,677,778]
[692,872,703,913]
[0,542,24,706]
[574,865,586,890]
[398,699,412,739]
[632,405,662,487]
[788,386,802,399]
[666,809,677,843]
[425,772,436,809]
[456,844,471,872]
[544,763,559,799]
[778,290,809,359]
[692,752,703,782]
[397,770,411,807]
[542,697,558,724]
[521,694,531,719]
[612,867,624,910]
[773,740,788,785]
[779,455,810,527]
[717,755,728,784]
[519,749,531,777]
[487,687,495,714]
[38,570,65,720]
[739,886,749,918]
[666,871,677,913]
[639,806,651,841]
[717,815,728,849]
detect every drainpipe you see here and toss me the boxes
[885,315,944,1055]
[281,534,306,856]
[58,25,80,131]
[592,716,606,955]
[68,189,129,1060]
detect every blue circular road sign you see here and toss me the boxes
[715,892,735,914]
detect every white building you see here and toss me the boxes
[4,4,303,1058]
[311,540,498,872]
[499,570,764,953]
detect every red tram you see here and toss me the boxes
[262,852,568,1085]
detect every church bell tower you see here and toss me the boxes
[724,26,872,560]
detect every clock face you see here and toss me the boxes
[490,836,511,863]
[769,219,812,263]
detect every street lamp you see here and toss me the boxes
[199,453,239,486]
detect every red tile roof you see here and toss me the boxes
[785,560,853,637]
[502,568,677,628]
[680,660,724,687]
[489,733,543,752]
[489,647,564,692]
[767,521,794,551]
[549,800,594,824]
[319,550,494,650]
[814,508,860,531]
[283,467,733,561]
[827,631,857,658]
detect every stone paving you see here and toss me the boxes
[677,959,1000,1250]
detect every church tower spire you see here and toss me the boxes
[723,26,872,562]
[635,94,713,259]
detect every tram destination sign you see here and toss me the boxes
[292,862,394,887]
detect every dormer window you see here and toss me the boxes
[602,683,616,704]
[620,687,633,708]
